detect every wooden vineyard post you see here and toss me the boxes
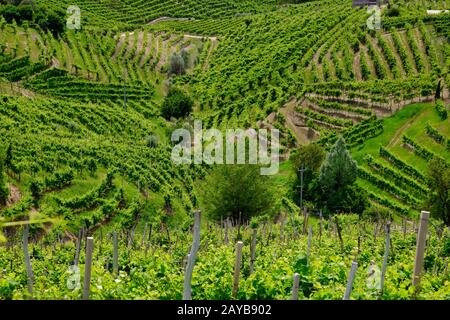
[224,218,229,245]
[141,223,148,248]
[99,229,103,255]
[250,228,257,274]
[74,228,82,266]
[403,218,407,239]
[232,241,244,299]
[302,207,309,235]
[412,211,429,293]
[145,225,153,255]
[22,224,34,298]
[82,237,94,300]
[319,210,323,241]
[113,231,118,276]
[334,216,344,253]
[307,226,312,264]
[279,215,284,243]
[380,223,390,297]
[292,273,300,300]
[183,211,201,300]
[343,261,358,300]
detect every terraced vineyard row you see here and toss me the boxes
[0,22,206,89]
[35,0,278,29]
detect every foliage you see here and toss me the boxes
[426,158,450,227]
[435,100,448,120]
[0,157,8,206]
[198,164,276,222]
[317,137,367,214]
[168,53,186,76]
[161,87,193,120]
[291,143,325,204]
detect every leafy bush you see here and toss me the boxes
[161,87,193,119]
[168,53,186,76]
[198,164,276,222]
[435,100,448,120]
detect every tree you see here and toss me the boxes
[291,143,326,204]
[317,137,367,214]
[426,158,450,227]
[168,52,186,76]
[198,164,276,222]
[5,143,12,170]
[435,79,442,100]
[34,7,65,36]
[0,159,9,206]
[161,87,193,119]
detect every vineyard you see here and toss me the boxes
[0,0,450,302]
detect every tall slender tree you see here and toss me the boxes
[317,137,367,214]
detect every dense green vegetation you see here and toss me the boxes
[0,0,449,300]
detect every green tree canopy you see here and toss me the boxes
[317,137,367,214]
[426,158,450,227]
[0,157,9,206]
[168,52,186,76]
[291,143,326,205]
[198,164,276,222]
[161,87,193,120]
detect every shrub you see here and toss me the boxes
[168,53,186,76]
[198,164,276,222]
[161,87,193,119]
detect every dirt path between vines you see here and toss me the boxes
[112,34,126,60]
[353,50,362,81]
[387,110,422,148]
[279,97,311,145]
[148,17,194,25]
[134,31,144,60]
[6,184,21,207]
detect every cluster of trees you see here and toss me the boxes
[426,158,450,228]
[0,0,65,36]
[292,138,368,215]
[198,137,369,223]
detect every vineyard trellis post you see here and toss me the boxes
[22,224,34,298]
[380,222,390,297]
[232,241,244,299]
[292,273,300,300]
[74,228,82,266]
[343,261,358,300]
[183,210,201,300]
[307,225,312,265]
[224,218,229,245]
[141,223,147,248]
[335,216,344,253]
[413,211,429,294]
[250,228,257,274]
[302,207,309,235]
[113,231,118,276]
[298,164,306,209]
[82,237,94,300]
[319,210,323,241]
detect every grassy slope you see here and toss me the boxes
[352,102,450,214]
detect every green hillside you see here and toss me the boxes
[0,0,449,301]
